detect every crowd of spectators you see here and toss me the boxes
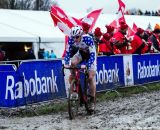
[125,9,160,16]
[80,21,160,56]
[38,49,57,59]
[0,47,57,62]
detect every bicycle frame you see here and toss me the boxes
[62,65,93,119]
[62,65,89,102]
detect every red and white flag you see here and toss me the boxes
[109,20,118,29]
[50,6,102,57]
[50,6,81,36]
[127,26,135,37]
[127,23,138,37]
[50,6,102,35]
[109,0,126,29]
[117,0,126,23]
[81,9,102,32]
[132,22,138,32]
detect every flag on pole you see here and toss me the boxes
[50,6,102,57]
[109,0,126,29]
[117,0,126,23]
[81,9,102,32]
[50,6,80,36]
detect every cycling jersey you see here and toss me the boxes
[64,34,96,70]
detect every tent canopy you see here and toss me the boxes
[0,9,65,43]
[0,9,160,43]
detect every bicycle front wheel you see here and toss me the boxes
[68,80,80,120]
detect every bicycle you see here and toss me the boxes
[62,64,95,120]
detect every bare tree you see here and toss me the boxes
[0,0,56,10]
[52,0,59,7]
[18,0,33,10]
[33,0,54,11]
[0,0,9,8]
[0,0,19,9]
[8,0,17,9]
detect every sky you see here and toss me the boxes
[56,0,160,14]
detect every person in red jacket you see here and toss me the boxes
[93,27,103,53]
[98,33,114,56]
[111,21,129,54]
[129,28,146,54]
[105,25,115,37]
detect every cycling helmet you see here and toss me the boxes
[70,26,83,37]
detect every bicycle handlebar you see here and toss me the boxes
[62,64,88,76]
[63,64,87,69]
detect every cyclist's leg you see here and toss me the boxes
[87,63,97,111]
[88,70,96,98]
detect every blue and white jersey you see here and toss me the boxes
[64,34,96,69]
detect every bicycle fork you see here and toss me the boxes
[70,80,79,100]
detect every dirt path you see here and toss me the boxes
[1,90,160,130]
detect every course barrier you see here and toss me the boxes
[0,54,160,107]
[0,60,66,107]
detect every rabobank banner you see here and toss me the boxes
[1,54,160,108]
[0,60,66,107]
[96,56,125,91]
[132,54,160,85]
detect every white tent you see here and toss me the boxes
[0,9,65,58]
[0,9,160,58]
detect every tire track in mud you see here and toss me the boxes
[1,91,160,130]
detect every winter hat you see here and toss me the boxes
[119,21,128,30]
[153,24,160,33]
[105,25,115,33]
[82,22,90,32]
[136,28,144,34]
[154,24,160,30]
[94,27,102,37]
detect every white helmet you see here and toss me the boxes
[70,26,83,37]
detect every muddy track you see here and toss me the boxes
[1,90,160,130]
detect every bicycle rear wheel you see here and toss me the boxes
[68,80,80,120]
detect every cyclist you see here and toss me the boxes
[64,25,97,112]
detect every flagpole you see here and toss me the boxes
[50,11,68,27]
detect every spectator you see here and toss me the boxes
[0,49,5,61]
[93,27,103,53]
[155,11,159,16]
[26,49,36,59]
[129,28,146,54]
[150,25,160,52]
[143,30,154,53]
[98,33,113,56]
[125,9,160,16]
[152,11,155,16]
[105,25,115,36]
[43,50,50,59]
[111,21,129,54]
[49,50,57,59]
